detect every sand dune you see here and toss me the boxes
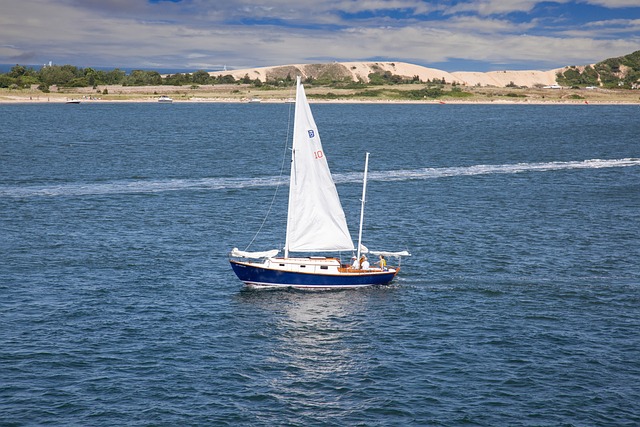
[452,70,559,87]
[209,61,562,88]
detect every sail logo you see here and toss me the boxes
[308,130,315,138]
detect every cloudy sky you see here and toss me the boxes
[1,0,639,72]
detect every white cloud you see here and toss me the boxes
[438,15,537,34]
[445,0,549,16]
[0,0,638,71]
[582,0,640,7]
[324,24,636,69]
[559,18,640,38]
[328,0,435,15]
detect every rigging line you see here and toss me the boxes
[244,83,295,252]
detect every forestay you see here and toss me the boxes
[284,77,355,254]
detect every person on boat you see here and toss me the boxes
[351,256,359,269]
[378,255,387,271]
[361,256,370,270]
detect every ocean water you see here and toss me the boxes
[1,102,639,426]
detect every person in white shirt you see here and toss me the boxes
[351,256,359,269]
[361,256,370,270]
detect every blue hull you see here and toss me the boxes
[230,260,398,289]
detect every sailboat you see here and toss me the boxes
[229,76,409,289]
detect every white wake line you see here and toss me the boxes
[338,157,640,183]
[1,158,639,198]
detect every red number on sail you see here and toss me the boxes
[314,150,324,159]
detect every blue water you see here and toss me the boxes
[1,102,639,426]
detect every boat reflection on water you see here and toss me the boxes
[236,288,399,410]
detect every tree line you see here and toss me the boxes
[1,64,440,93]
[0,64,242,92]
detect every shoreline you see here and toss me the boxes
[2,84,639,105]
[1,96,638,105]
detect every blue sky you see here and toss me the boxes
[1,0,639,72]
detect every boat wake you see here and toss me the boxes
[342,157,640,183]
[2,158,639,198]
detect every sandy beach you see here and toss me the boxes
[2,83,638,105]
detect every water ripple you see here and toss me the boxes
[1,157,638,198]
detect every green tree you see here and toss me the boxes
[621,50,640,70]
[407,86,443,99]
[83,67,99,87]
[0,75,15,88]
[557,67,581,86]
[581,66,599,85]
[38,65,77,85]
[595,61,620,86]
[8,65,30,78]
[66,77,89,87]
[102,69,126,85]
[164,73,190,85]
[192,70,211,84]
[124,70,162,86]
[18,75,40,87]
[368,71,404,85]
[368,72,386,85]
[216,74,236,84]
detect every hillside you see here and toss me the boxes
[208,61,559,88]
[208,50,640,88]
[556,50,640,88]
[2,51,639,103]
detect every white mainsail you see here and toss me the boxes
[284,77,355,255]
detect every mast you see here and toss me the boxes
[284,76,301,259]
[356,152,370,263]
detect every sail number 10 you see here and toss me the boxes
[313,150,324,160]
